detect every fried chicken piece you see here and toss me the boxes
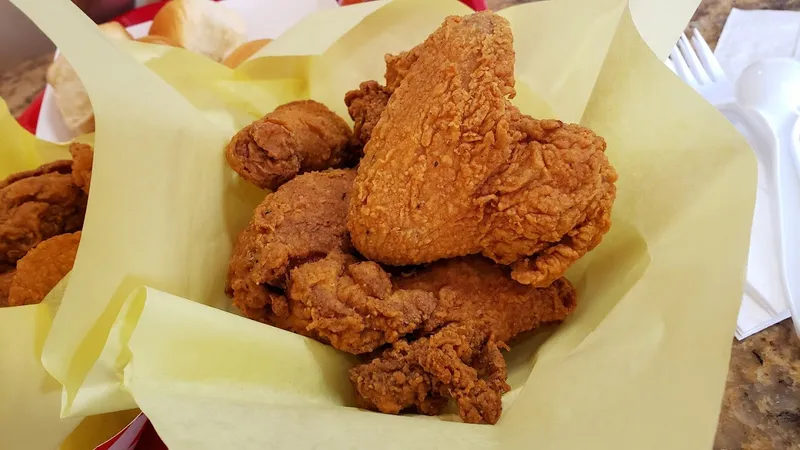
[482,110,617,285]
[274,250,436,354]
[226,169,436,354]
[226,169,356,320]
[350,256,577,424]
[70,142,93,195]
[0,160,87,265]
[351,323,508,424]
[344,81,391,147]
[7,231,81,306]
[225,100,356,190]
[347,12,617,286]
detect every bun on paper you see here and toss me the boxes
[46,22,132,134]
[148,0,246,62]
[222,39,272,68]
[136,35,182,47]
[96,21,133,41]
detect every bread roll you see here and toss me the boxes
[136,35,182,47]
[222,39,271,68]
[148,0,246,62]
[98,21,133,41]
[46,22,132,135]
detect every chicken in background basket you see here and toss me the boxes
[0,144,93,306]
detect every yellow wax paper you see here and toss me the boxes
[6,0,756,448]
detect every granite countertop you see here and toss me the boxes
[1,1,798,449]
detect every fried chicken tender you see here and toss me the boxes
[227,169,356,320]
[347,12,617,286]
[350,256,577,424]
[7,231,81,306]
[0,160,87,265]
[226,169,436,354]
[344,81,391,147]
[69,142,93,195]
[276,250,436,354]
[225,100,357,190]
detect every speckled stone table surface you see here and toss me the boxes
[1,1,798,449]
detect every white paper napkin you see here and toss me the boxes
[715,8,797,339]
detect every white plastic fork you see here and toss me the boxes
[668,29,735,106]
[668,30,797,335]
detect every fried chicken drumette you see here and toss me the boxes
[226,169,435,354]
[7,231,81,306]
[0,158,87,266]
[346,12,617,286]
[225,100,357,191]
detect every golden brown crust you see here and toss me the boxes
[226,169,356,318]
[348,13,517,265]
[7,231,81,306]
[344,80,390,148]
[227,169,436,355]
[69,142,94,195]
[280,251,436,354]
[349,256,577,424]
[347,13,616,286]
[0,163,86,265]
[225,100,356,190]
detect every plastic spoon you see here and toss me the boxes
[735,57,800,337]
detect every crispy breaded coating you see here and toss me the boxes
[277,250,436,354]
[351,323,508,424]
[226,168,436,354]
[70,142,93,195]
[344,81,391,148]
[7,231,81,306]
[347,12,617,286]
[0,160,87,265]
[226,169,356,320]
[350,256,577,424]
[225,100,356,190]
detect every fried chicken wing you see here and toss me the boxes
[225,100,357,190]
[226,169,356,320]
[350,256,577,424]
[347,12,617,286]
[344,81,390,147]
[227,169,436,354]
[7,231,81,306]
[70,142,94,195]
[0,160,87,265]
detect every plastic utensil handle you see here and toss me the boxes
[777,118,800,337]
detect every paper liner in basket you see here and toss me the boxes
[7,0,756,448]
